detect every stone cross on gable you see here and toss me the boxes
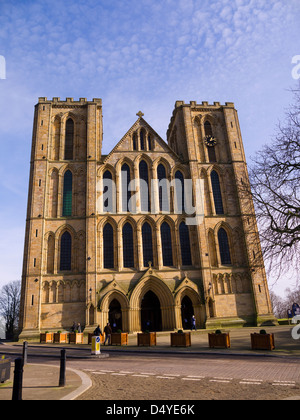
[136,111,144,118]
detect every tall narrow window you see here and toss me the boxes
[218,228,231,265]
[175,170,185,213]
[65,118,74,160]
[47,235,55,274]
[121,163,131,212]
[211,171,224,214]
[133,133,137,150]
[148,135,152,151]
[140,129,145,150]
[103,170,113,212]
[204,121,213,136]
[123,223,134,268]
[157,164,167,212]
[103,223,114,269]
[179,222,192,266]
[139,160,150,212]
[62,170,72,216]
[60,231,72,271]
[204,121,216,162]
[142,222,153,267]
[161,222,173,266]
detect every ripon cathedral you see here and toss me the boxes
[18,97,276,340]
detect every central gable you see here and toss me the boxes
[103,115,180,165]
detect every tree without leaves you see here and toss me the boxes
[0,280,21,340]
[247,86,300,282]
[270,287,300,319]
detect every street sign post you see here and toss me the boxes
[91,336,101,355]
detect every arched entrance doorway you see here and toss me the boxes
[181,295,194,330]
[141,291,162,332]
[109,299,122,332]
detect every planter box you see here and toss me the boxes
[251,333,275,351]
[208,333,230,349]
[0,358,11,383]
[137,332,157,346]
[111,333,128,346]
[69,333,84,344]
[40,333,54,343]
[53,333,68,344]
[88,333,104,345]
[170,332,191,347]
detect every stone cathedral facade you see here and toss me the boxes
[19,97,276,341]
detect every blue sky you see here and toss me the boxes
[0,0,299,298]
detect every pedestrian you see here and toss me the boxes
[104,322,112,345]
[93,325,103,337]
[71,322,76,332]
[77,323,82,333]
[191,315,196,331]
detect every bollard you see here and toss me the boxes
[22,341,28,365]
[59,349,66,387]
[12,358,24,401]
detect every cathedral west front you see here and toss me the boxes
[19,97,276,340]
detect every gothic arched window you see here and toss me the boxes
[133,133,137,151]
[142,222,153,267]
[62,170,72,216]
[204,121,213,137]
[123,223,134,268]
[60,231,72,271]
[65,118,74,160]
[140,129,145,150]
[211,171,224,214]
[179,222,192,266]
[161,222,173,266]
[218,228,231,265]
[139,160,150,212]
[121,163,131,212]
[157,164,167,212]
[103,170,113,212]
[204,121,217,163]
[47,235,55,274]
[148,135,152,151]
[103,223,114,269]
[175,170,185,213]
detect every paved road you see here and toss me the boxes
[2,329,300,401]
[67,352,300,400]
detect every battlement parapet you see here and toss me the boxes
[37,97,102,105]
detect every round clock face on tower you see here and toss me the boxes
[205,135,217,147]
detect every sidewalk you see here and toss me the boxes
[0,363,92,401]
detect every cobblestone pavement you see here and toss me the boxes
[70,353,300,400]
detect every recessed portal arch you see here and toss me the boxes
[109,298,122,332]
[181,295,194,329]
[141,290,162,332]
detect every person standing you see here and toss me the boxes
[191,315,196,331]
[94,325,103,337]
[104,322,112,345]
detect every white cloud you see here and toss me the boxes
[0,0,299,296]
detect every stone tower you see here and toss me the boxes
[167,101,275,327]
[19,98,276,341]
[19,97,102,339]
